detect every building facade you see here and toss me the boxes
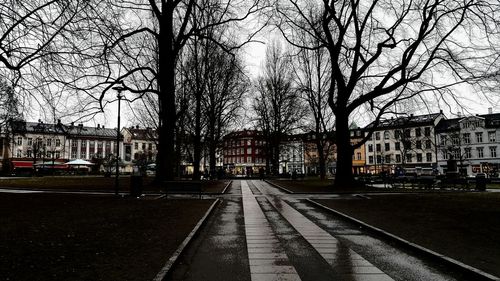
[121,126,157,173]
[279,134,305,174]
[3,120,120,173]
[222,130,266,176]
[364,113,444,175]
[435,113,500,176]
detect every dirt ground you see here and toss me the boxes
[314,192,500,277]
[0,193,215,281]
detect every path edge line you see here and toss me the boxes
[153,198,221,281]
[307,199,500,281]
[264,180,294,194]
[221,180,232,194]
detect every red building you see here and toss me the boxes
[222,130,267,176]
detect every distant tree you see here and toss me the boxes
[291,34,334,180]
[253,41,307,175]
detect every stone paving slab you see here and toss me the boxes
[241,181,302,281]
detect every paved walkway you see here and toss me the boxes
[168,180,472,280]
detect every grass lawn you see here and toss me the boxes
[0,176,230,193]
[0,193,215,281]
[314,192,500,277]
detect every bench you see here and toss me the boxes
[164,181,203,198]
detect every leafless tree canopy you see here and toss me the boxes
[276,0,500,186]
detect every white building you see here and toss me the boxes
[435,112,500,176]
[364,113,444,174]
[121,126,157,173]
[4,120,119,173]
[279,135,305,174]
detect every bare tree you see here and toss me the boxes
[277,0,500,187]
[253,41,306,175]
[291,34,334,180]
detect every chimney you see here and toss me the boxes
[136,125,139,129]
[71,122,74,126]
[79,123,83,127]
[457,112,462,117]
[439,109,443,114]
[97,124,100,129]
[57,119,61,125]
[489,107,493,114]
[102,125,105,129]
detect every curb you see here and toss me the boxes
[221,180,232,194]
[264,180,294,194]
[153,198,221,281]
[307,199,500,281]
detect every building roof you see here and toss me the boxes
[223,130,263,139]
[365,113,442,130]
[124,127,157,141]
[12,120,119,139]
[435,113,500,133]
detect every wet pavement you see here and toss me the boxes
[167,180,475,281]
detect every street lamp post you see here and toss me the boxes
[113,85,125,196]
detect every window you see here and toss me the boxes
[376,144,381,152]
[396,154,401,163]
[375,132,380,140]
[55,139,61,147]
[369,156,374,164]
[17,150,22,158]
[47,138,52,147]
[28,138,33,146]
[416,153,422,162]
[453,150,460,159]
[72,140,78,148]
[490,146,497,158]
[395,142,400,150]
[463,133,470,144]
[489,131,496,142]
[440,135,447,145]
[376,155,382,164]
[425,140,432,149]
[134,142,138,149]
[142,143,146,150]
[385,143,390,151]
[395,130,402,139]
[452,136,460,145]
[17,137,22,146]
[357,152,361,160]
[442,151,448,160]
[247,147,252,154]
[406,154,413,163]
[404,129,411,138]
[368,144,373,152]
[477,147,484,158]
[384,131,390,140]
[71,150,77,159]
[81,141,87,159]
[476,132,483,143]
[148,143,152,150]
[404,141,411,149]
[89,141,95,157]
[415,128,421,137]
[416,140,422,149]
[247,140,251,145]
[464,148,471,159]
[55,151,60,159]
[385,155,391,163]
[424,127,431,136]
[426,153,432,162]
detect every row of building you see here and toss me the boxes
[0,120,156,174]
[1,109,499,177]
[222,110,500,177]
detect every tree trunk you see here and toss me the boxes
[316,138,327,180]
[193,92,202,180]
[334,110,354,188]
[156,12,176,182]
